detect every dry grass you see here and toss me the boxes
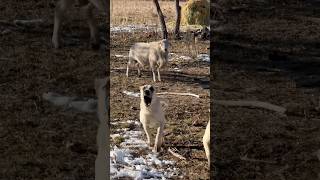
[111,0,186,28]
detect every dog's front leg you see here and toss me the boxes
[142,123,153,147]
[153,124,164,152]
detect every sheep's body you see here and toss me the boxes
[126,39,169,82]
[52,0,107,49]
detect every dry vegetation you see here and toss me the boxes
[111,0,186,29]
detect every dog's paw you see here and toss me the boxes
[152,147,158,153]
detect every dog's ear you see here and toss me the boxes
[139,85,144,92]
[150,86,154,92]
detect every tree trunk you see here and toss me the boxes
[174,0,181,39]
[152,0,168,39]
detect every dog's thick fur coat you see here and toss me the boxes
[139,85,165,152]
[126,39,169,82]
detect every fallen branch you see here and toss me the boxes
[157,92,200,98]
[122,90,201,98]
[214,100,286,115]
[240,154,277,164]
[13,19,44,27]
[168,148,186,160]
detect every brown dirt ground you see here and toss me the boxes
[110,32,210,179]
[1,1,106,179]
[213,1,320,179]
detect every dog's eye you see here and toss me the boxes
[150,86,154,92]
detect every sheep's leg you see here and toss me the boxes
[137,63,142,77]
[82,2,99,49]
[151,67,156,82]
[52,0,74,48]
[126,57,133,77]
[142,123,153,147]
[157,67,161,82]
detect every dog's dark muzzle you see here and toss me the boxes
[144,96,152,106]
[144,90,150,96]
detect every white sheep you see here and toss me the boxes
[126,39,169,82]
[52,0,107,49]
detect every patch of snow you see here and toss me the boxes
[114,54,128,58]
[111,24,158,33]
[110,118,182,179]
[123,90,140,97]
[173,67,182,72]
[197,54,210,62]
[179,55,193,60]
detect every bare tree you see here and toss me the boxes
[152,0,168,39]
[174,0,181,39]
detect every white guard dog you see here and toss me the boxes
[139,85,165,152]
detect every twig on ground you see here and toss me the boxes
[13,19,44,27]
[157,92,200,98]
[240,154,277,164]
[168,148,186,160]
[214,100,286,115]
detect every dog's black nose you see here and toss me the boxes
[145,90,150,96]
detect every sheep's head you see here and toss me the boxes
[159,39,169,53]
[90,0,108,15]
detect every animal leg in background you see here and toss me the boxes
[136,63,142,77]
[52,0,74,48]
[157,67,161,81]
[126,56,133,77]
[82,2,99,49]
[151,67,157,82]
